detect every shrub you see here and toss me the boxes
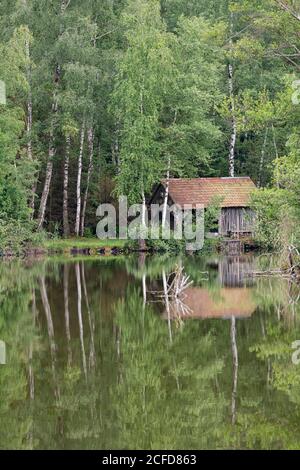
[0,218,45,255]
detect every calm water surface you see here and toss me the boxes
[1,254,300,450]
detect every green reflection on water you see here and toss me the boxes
[1,255,300,450]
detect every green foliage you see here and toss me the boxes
[252,140,300,250]
[205,196,222,234]
[251,188,290,249]
[0,0,300,251]
[112,0,174,203]
[146,235,186,253]
[0,219,45,255]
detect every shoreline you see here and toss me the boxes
[0,237,152,259]
[0,236,260,259]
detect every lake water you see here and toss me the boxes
[1,254,300,450]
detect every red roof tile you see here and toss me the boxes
[161,177,256,208]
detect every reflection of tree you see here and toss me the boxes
[226,275,300,449]
[63,264,72,366]
[112,289,226,449]
[81,261,96,371]
[230,317,238,425]
[75,262,87,380]
[0,261,42,449]
[39,275,61,401]
[2,257,300,449]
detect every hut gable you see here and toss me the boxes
[159,177,256,208]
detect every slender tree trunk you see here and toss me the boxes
[139,190,147,251]
[75,122,85,236]
[30,179,38,218]
[258,127,269,188]
[60,0,71,14]
[25,36,33,162]
[228,13,237,178]
[36,0,66,229]
[111,126,120,173]
[272,124,280,188]
[25,34,36,216]
[162,156,171,228]
[63,135,71,237]
[36,79,59,230]
[141,191,146,227]
[80,127,94,236]
[36,132,56,230]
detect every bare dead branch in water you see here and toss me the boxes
[250,245,300,281]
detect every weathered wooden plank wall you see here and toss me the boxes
[219,207,255,236]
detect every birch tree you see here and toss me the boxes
[75,121,85,236]
[80,126,94,236]
[112,0,174,207]
[36,0,69,230]
[62,134,71,237]
[228,12,237,177]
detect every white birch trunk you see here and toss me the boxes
[111,131,120,173]
[228,14,237,178]
[272,124,280,188]
[138,191,147,251]
[60,0,71,14]
[141,190,146,228]
[258,127,269,188]
[75,122,85,236]
[25,37,33,162]
[25,35,36,216]
[80,127,94,237]
[36,1,66,229]
[63,134,71,237]
[162,156,171,228]
[36,128,56,230]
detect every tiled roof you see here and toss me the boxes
[161,177,256,208]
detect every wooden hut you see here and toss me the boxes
[150,177,256,237]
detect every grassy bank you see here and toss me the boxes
[44,237,126,250]
[39,237,128,256]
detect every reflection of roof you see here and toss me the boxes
[165,287,256,319]
[161,177,256,208]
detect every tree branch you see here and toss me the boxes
[275,0,300,22]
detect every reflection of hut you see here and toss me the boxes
[206,256,255,287]
[158,257,257,320]
[218,256,254,287]
[165,287,256,320]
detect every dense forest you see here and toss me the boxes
[0,0,300,251]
